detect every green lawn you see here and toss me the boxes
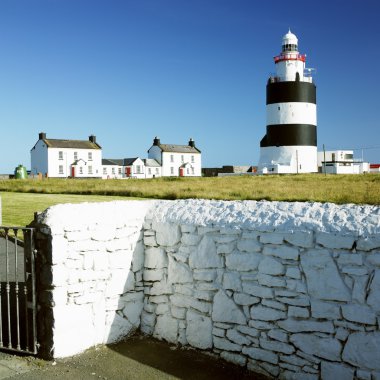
[0,192,133,227]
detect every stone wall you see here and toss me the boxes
[32,199,380,379]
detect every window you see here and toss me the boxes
[186,168,189,174]
[170,167,174,175]
[181,155,184,163]
[112,167,115,174]
[136,165,141,174]
[156,168,159,174]
[170,155,174,162]
[191,167,194,174]
[59,151,63,160]
[79,167,83,174]
[59,165,64,174]
[103,167,107,175]
[74,152,78,161]
[88,152,93,161]
[148,168,151,174]
[191,155,194,163]
[88,166,93,175]
[118,168,122,174]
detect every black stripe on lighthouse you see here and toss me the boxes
[267,81,316,104]
[260,124,317,147]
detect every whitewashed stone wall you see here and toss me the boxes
[33,199,380,380]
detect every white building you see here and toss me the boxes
[317,150,369,174]
[147,137,202,177]
[101,157,157,179]
[30,132,102,178]
[258,30,318,174]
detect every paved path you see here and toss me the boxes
[0,335,265,379]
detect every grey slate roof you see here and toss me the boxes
[153,144,201,154]
[143,159,161,167]
[102,158,139,166]
[43,139,101,150]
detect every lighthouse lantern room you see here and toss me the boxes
[258,30,317,174]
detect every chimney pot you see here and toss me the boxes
[39,132,46,140]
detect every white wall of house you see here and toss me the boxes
[161,152,201,177]
[145,166,161,178]
[47,148,102,178]
[31,140,48,176]
[102,165,123,179]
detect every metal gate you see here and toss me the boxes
[0,227,38,355]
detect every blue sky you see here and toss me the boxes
[0,0,379,172]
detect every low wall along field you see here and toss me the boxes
[32,199,380,379]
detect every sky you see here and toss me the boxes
[0,0,379,172]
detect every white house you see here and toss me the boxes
[101,157,148,179]
[317,150,369,174]
[147,137,202,177]
[30,132,102,178]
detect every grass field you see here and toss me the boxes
[0,174,379,226]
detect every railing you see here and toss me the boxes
[0,227,38,355]
[274,53,306,63]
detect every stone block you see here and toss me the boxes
[214,235,238,244]
[367,269,380,313]
[300,249,351,301]
[212,327,225,337]
[226,329,251,346]
[242,283,274,298]
[168,257,193,284]
[233,293,260,306]
[258,256,285,275]
[263,245,299,260]
[181,224,196,233]
[213,336,241,352]
[310,299,341,319]
[366,253,380,266]
[321,362,354,380]
[286,267,301,279]
[257,273,286,287]
[186,310,212,349]
[259,338,294,354]
[316,232,355,249]
[242,347,278,365]
[143,269,164,282]
[108,250,133,270]
[356,369,372,380]
[153,222,181,247]
[259,232,284,244]
[193,269,216,282]
[189,236,223,269]
[171,306,186,319]
[352,275,369,304]
[357,237,380,251]
[103,312,134,346]
[288,306,309,318]
[223,272,242,291]
[342,332,380,371]
[237,239,262,253]
[342,304,376,325]
[217,242,236,254]
[181,233,201,246]
[212,290,246,325]
[225,253,261,271]
[277,296,310,306]
[122,299,144,327]
[249,320,274,330]
[290,333,342,361]
[144,247,168,269]
[268,329,288,342]
[284,231,314,248]
[154,314,179,343]
[250,305,286,321]
[261,299,286,311]
[278,319,334,333]
[337,252,363,266]
[236,325,260,338]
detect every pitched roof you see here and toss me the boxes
[143,159,161,167]
[155,144,201,154]
[102,158,140,166]
[43,139,101,150]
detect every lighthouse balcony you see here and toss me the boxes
[268,75,313,84]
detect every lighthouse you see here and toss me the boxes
[258,30,317,174]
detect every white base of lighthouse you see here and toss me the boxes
[258,146,317,174]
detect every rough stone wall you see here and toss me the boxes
[32,199,380,380]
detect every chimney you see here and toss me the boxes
[188,138,195,148]
[89,135,96,144]
[153,136,160,146]
[39,132,46,140]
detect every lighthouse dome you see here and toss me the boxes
[282,30,298,52]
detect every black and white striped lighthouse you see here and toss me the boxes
[258,30,317,173]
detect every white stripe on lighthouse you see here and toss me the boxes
[266,102,317,126]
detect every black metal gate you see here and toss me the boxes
[0,227,38,355]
